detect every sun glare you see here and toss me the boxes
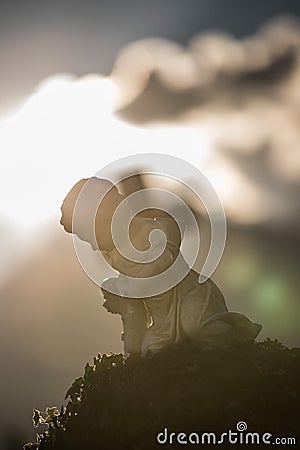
[0,74,218,229]
[0,75,121,227]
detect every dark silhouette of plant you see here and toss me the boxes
[24,339,300,450]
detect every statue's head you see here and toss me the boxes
[60,177,125,251]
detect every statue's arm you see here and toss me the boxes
[121,300,148,356]
[102,281,148,356]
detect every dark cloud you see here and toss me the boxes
[2,1,300,114]
[117,16,300,119]
[111,17,300,231]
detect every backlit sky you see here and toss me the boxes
[1,0,300,231]
[2,0,300,115]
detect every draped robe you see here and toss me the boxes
[100,214,262,355]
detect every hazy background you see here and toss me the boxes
[1,1,300,449]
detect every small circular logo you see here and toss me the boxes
[236,421,247,432]
[72,153,226,298]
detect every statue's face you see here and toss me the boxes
[60,205,72,234]
[60,178,88,234]
[60,178,125,252]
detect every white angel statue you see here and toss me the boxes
[60,175,262,356]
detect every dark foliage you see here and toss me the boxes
[24,339,300,450]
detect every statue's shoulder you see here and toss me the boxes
[180,269,226,301]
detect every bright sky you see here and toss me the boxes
[0,74,217,229]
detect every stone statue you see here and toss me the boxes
[60,176,262,356]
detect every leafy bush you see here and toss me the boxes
[24,339,300,450]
